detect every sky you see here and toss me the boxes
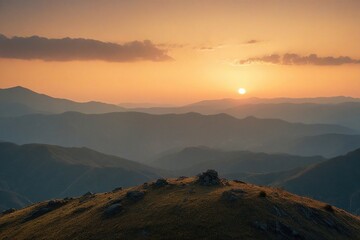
[0,0,360,105]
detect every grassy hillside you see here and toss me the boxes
[0,171,359,240]
[0,142,163,210]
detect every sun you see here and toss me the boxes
[238,88,247,95]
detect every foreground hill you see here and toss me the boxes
[0,170,359,240]
[152,146,324,176]
[0,86,125,116]
[0,112,352,161]
[0,142,163,210]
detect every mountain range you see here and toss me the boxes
[0,86,125,117]
[0,142,163,211]
[151,146,324,175]
[233,149,360,215]
[0,111,352,161]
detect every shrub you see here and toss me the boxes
[324,204,334,212]
[259,191,267,198]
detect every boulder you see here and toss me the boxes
[104,203,123,217]
[2,208,16,215]
[197,169,220,186]
[112,187,123,193]
[126,191,145,202]
[222,189,245,202]
[154,178,169,187]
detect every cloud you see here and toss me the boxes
[235,53,360,66]
[243,39,261,44]
[0,34,172,62]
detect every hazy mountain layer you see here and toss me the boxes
[230,148,360,214]
[257,133,360,157]
[0,86,125,116]
[0,112,352,161]
[152,146,324,175]
[0,142,163,211]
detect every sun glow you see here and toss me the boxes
[238,88,247,95]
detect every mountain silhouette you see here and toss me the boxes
[0,142,163,211]
[0,86,125,116]
[0,112,353,161]
[151,146,324,176]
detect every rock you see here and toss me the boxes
[126,191,145,202]
[252,220,301,238]
[258,191,267,198]
[112,187,123,193]
[177,176,188,181]
[2,208,16,214]
[252,221,268,231]
[47,199,67,208]
[222,190,240,202]
[188,188,195,194]
[82,191,94,197]
[233,179,246,184]
[197,169,220,186]
[104,203,123,217]
[324,204,334,213]
[25,199,68,221]
[154,178,169,187]
[72,207,90,214]
[272,205,288,217]
[222,189,246,202]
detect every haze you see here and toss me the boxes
[1,0,360,105]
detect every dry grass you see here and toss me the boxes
[0,177,359,240]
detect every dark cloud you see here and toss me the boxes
[244,39,260,44]
[235,53,360,66]
[0,34,172,62]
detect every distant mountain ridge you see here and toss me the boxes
[258,133,360,157]
[0,111,353,161]
[0,86,125,116]
[151,146,325,175]
[235,148,360,214]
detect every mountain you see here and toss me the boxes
[0,190,32,211]
[278,148,360,215]
[1,171,359,239]
[0,86,125,116]
[258,133,360,158]
[0,112,353,161]
[151,146,324,176]
[224,102,360,130]
[0,142,163,211]
[131,96,360,115]
[229,148,360,214]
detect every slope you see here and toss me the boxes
[0,171,359,240]
[0,142,163,209]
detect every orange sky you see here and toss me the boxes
[0,0,360,104]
